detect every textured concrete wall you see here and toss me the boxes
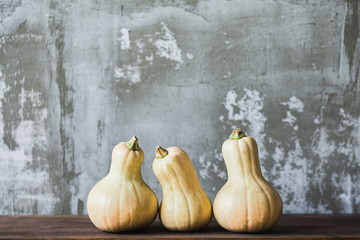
[0,0,359,215]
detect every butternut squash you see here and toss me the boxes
[213,129,282,232]
[87,136,158,232]
[152,146,212,231]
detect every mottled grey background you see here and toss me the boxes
[0,0,359,215]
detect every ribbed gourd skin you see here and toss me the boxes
[153,147,212,232]
[87,140,158,232]
[214,135,283,233]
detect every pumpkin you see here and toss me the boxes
[87,136,158,232]
[152,146,212,231]
[213,129,283,232]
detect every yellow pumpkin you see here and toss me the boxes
[87,136,158,232]
[213,129,283,232]
[152,146,212,231]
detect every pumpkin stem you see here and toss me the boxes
[156,146,168,159]
[229,128,246,140]
[126,136,139,150]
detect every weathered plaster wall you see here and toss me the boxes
[0,0,359,214]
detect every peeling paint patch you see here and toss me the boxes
[0,84,55,214]
[0,34,42,44]
[114,65,141,84]
[271,139,309,213]
[309,107,360,213]
[280,96,304,131]
[117,22,186,76]
[336,173,353,213]
[198,150,226,180]
[219,115,224,122]
[114,22,185,85]
[281,96,304,112]
[223,72,231,79]
[154,22,183,63]
[145,54,154,65]
[119,28,131,50]
[282,111,298,131]
[224,88,267,128]
[312,127,336,159]
[135,39,145,53]
[339,108,356,130]
[223,88,267,160]
[186,53,194,60]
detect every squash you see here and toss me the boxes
[152,146,212,231]
[87,136,158,232]
[213,129,282,232]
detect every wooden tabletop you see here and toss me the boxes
[0,214,359,239]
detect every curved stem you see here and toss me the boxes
[229,128,246,140]
[156,146,168,159]
[126,136,139,150]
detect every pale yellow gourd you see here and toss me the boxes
[214,129,283,232]
[87,136,158,232]
[152,146,212,231]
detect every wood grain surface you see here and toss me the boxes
[0,214,359,239]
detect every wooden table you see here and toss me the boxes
[0,215,359,239]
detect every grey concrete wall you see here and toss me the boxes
[0,0,359,215]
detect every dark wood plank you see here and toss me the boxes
[0,215,359,239]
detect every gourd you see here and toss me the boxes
[152,146,212,231]
[87,136,158,232]
[213,129,282,232]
